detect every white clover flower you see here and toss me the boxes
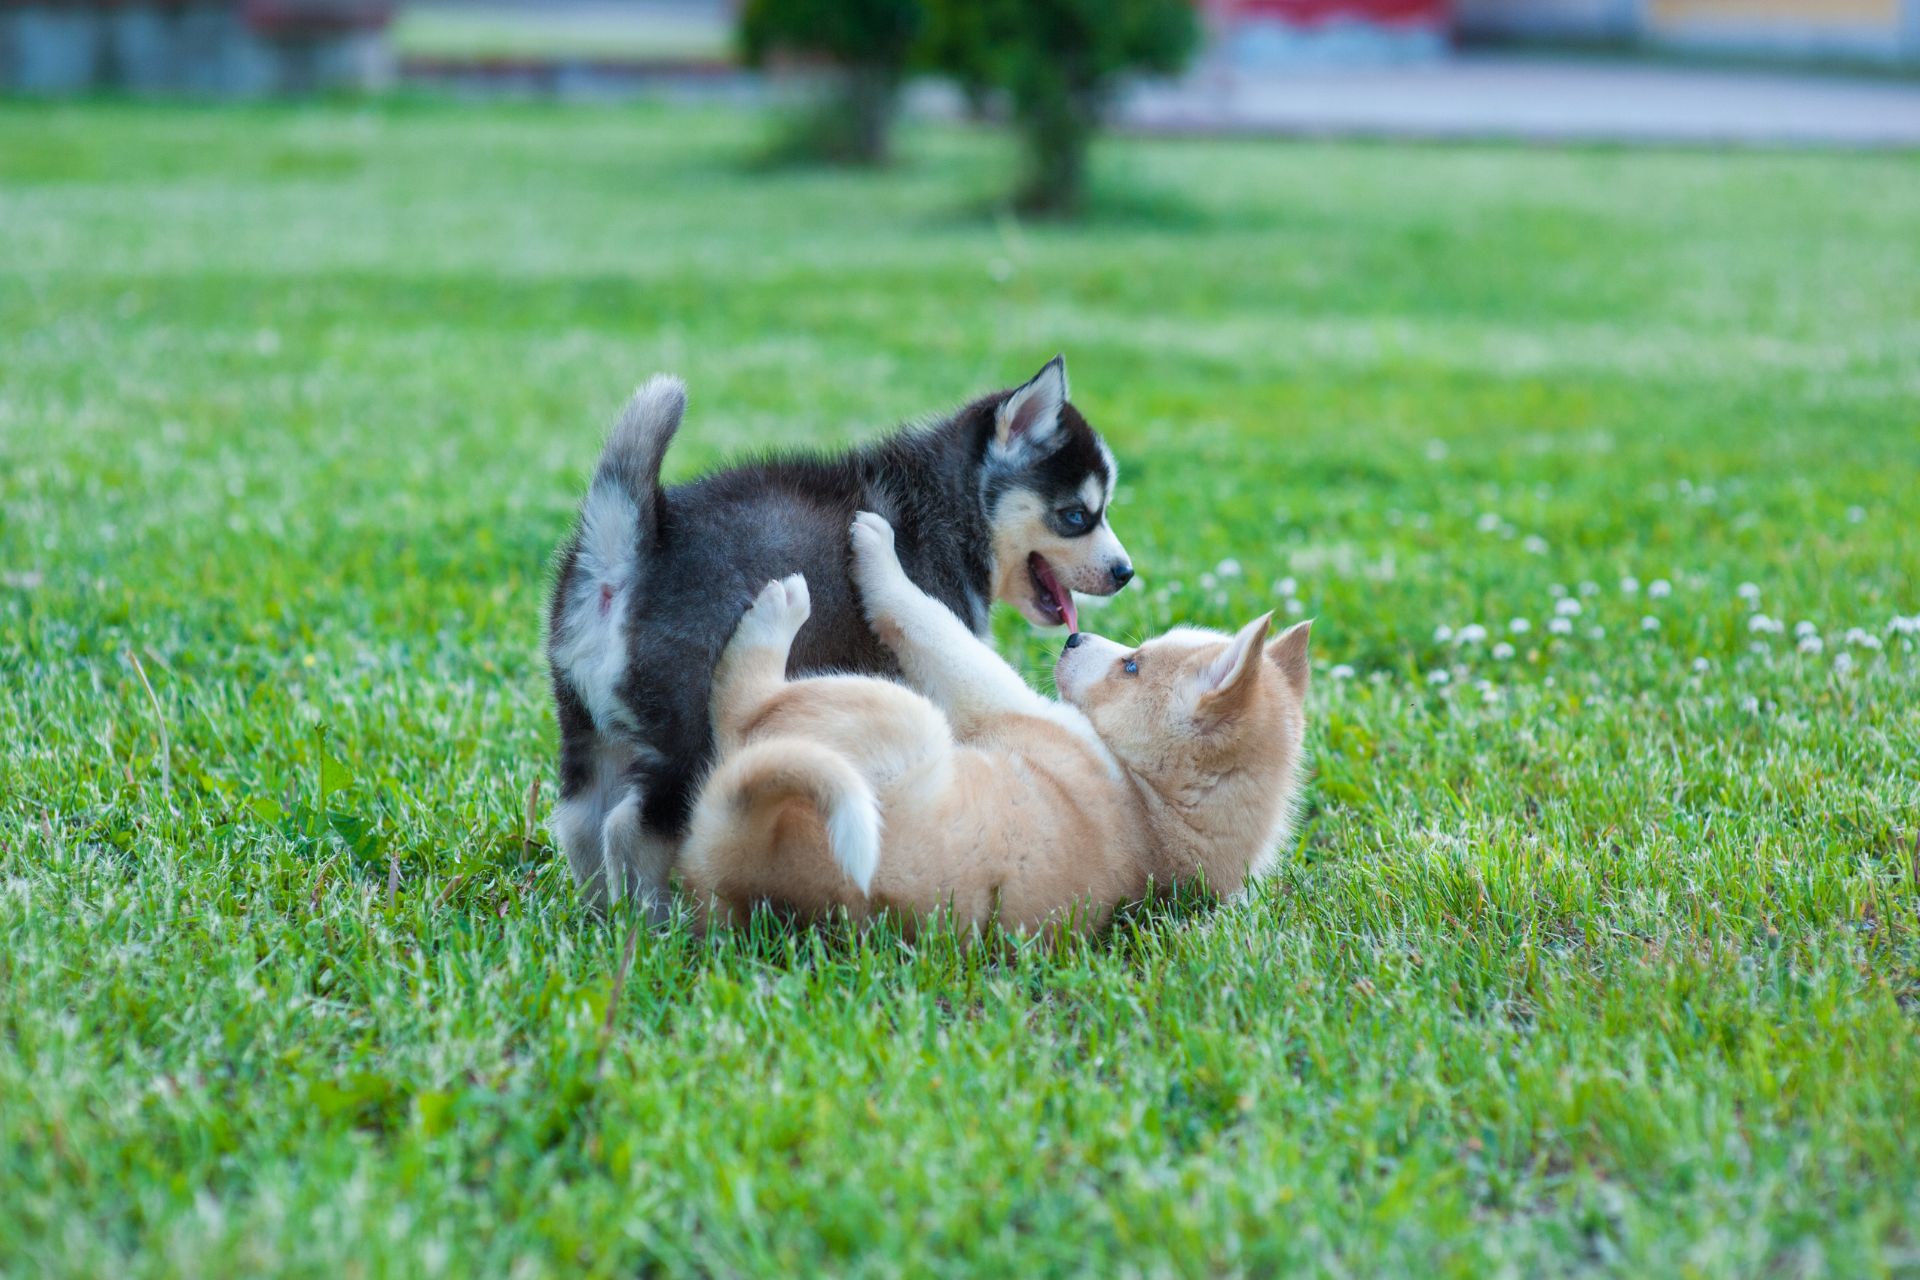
[1737,582,1761,603]
[1199,572,1218,590]
[1522,535,1549,555]
[1641,616,1660,631]
[1798,635,1824,654]
[1888,614,1918,636]
[1509,618,1531,635]
[1548,582,1567,598]
[1587,625,1606,640]
[1846,628,1883,650]
[1285,597,1305,616]
[1847,505,1866,523]
[1794,620,1818,639]
[1549,617,1573,636]
[1216,558,1243,578]
[1492,642,1516,660]
[1692,657,1711,673]
[1648,579,1672,599]
[1479,682,1500,705]
[1275,576,1298,597]
[1457,623,1488,645]
[1621,576,1641,595]
[1748,614,1784,635]
[1425,440,1448,461]
[1555,598,1582,617]
[1740,695,1761,713]
[1579,580,1599,597]
[1434,624,1455,644]
[1329,663,1355,681]
[1427,669,1452,685]
[1476,512,1502,533]
[1834,652,1854,675]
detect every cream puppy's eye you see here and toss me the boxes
[1121,656,1139,676]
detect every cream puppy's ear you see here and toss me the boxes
[1194,611,1274,722]
[992,355,1068,455]
[1267,619,1312,697]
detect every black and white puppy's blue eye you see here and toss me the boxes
[1122,656,1139,675]
[1057,506,1091,533]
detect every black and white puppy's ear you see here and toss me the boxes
[993,355,1069,456]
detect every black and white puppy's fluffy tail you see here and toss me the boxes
[554,376,686,733]
[593,374,686,540]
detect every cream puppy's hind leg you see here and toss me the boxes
[849,512,1055,732]
[711,574,812,749]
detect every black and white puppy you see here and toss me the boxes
[546,357,1134,915]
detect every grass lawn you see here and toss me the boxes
[2,100,1917,1277]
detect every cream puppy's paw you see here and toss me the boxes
[850,512,912,610]
[736,573,811,648]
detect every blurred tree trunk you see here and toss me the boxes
[838,63,899,165]
[1013,79,1103,217]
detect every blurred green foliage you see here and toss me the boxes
[735,0,1199,208]
[738,0,926,163]
[925,0,1200,213]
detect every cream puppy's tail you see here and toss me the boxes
[697,738,880,895]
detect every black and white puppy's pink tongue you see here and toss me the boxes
[1029,553,1078,632]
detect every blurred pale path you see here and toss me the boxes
[394,0,731,62]
[391,3,1920,148]
[1126,55,1920,146]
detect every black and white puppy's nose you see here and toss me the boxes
[1064,631,1087,649]
[1110,562,1135,588]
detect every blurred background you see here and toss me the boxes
[5,1,1918,169]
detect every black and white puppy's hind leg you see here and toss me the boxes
[548,375,690,922]
[550,739,678,923]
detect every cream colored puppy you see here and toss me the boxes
[678,512,1312,935]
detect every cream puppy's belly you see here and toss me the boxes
[862,745,1138,932]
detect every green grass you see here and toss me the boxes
[2,99,1918,1277]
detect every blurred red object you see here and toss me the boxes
[242,0,395,34]
[1203,0,1449,27]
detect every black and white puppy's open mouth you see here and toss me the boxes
[1028,552,1079,632]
